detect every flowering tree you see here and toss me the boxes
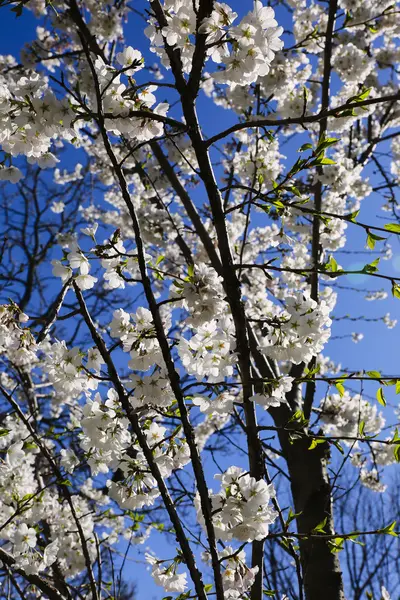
[0,0,399,598]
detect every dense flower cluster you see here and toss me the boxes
[146,0,283,84]
[258,292,332,364]
[178,318,237,382]
[146,553,188,593]
[320,392,385,440]
[196,466,277,542]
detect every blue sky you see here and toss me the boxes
[0,2,399,598]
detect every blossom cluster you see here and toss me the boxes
[259,292,332,364]
[196,466,277,542]
[146,0,283,85]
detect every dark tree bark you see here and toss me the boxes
[283,437,345,600]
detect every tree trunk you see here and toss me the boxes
[251,342,346,599]
[281,433,346,600]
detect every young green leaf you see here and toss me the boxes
[376,387,386,407]
[335,380,345,397]
[384,223,400,233]
[366,370,381,379]
[298,143,313,152]
[312,517,328,534]
[392,283,400,299]
[345,209,360,222]
[378,521,398,537]
[325,255,338,273]
[308,438,326,450]
[366,232,386,250]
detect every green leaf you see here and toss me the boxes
[347,87,371,104]
[366,232,386,250]
[286,508,302,527]
[392,283,400,299]
[271,199,285,210]
[58,479,72,487]
[390,427,400,462]
[328,537,345,553]
[312,517,328,534]
[366,370,381,379]
[304,364,321,378]
[288,157,307,176]
[264,130,274,142]
[263,591,276,597]
[366,233,375,250]
[23,442,37,450]
[325,255,338,273]
[348,535,365,546]
[396,380,400,394]
[332,440,344,454]
[376,387,386,407]
[298,143,313,152]
[293,196,310,205]
[362,257,380,273]
[366,23,378,33]
[315,137,339,156]
[0,429,10,437]
[346,209,360,222]
[370,258,380,269]
[343,10,352,25]
[20,493,36,504]
[392,429,400,462]
[335,381,345,397]
[358,88,372,102]
[287,410,308,428]
[310,157,336,167]
[153,268,164,281]
[358,421,365,436]
[204,584,213,592]
[392,428,400,442]
[290,185,302,198]
[308,438,326,450]
[320,214,331,226]
[384,223,400,233]
[318,157,336,165]
[378,521,398,537]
